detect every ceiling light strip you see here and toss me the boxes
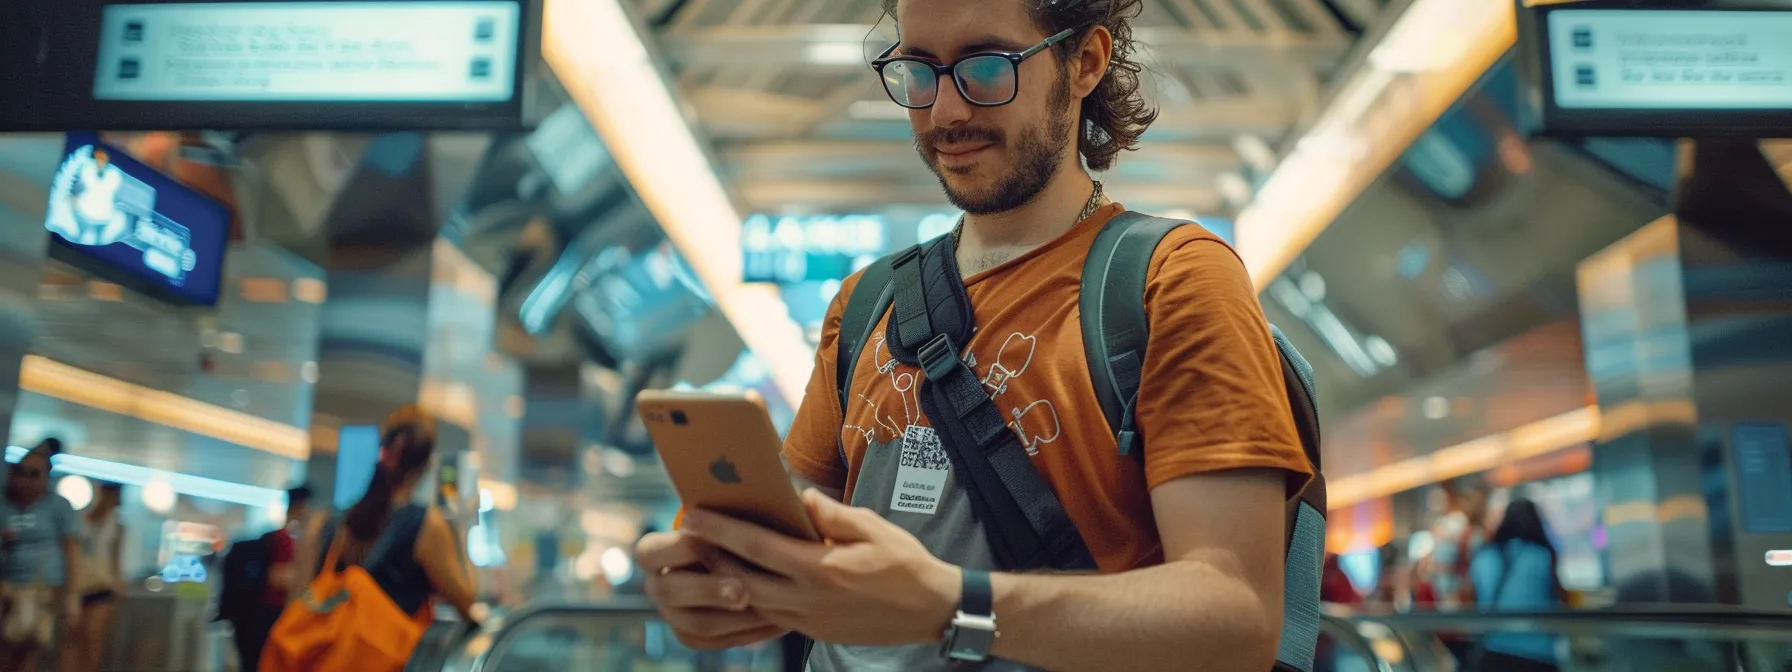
[542,0,814,406]
[18,355,310,460]
[1233,0,1517,288]
[1327,405,1600,509]
[6,445,286,508]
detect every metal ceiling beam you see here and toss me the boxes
[731,178,1225,213]
[660,25,1351,70]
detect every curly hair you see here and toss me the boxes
[880,0,1158,172]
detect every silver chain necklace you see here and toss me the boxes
[952,180,1105,248]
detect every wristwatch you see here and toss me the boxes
[940,569,997,662]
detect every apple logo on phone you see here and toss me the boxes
[710,456,742,484]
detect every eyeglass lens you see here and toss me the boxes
[881,54,1018,108]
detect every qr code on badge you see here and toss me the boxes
[899,425,950,471]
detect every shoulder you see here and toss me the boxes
[418,505,451,537]
[1140,222,1247,290]
[1134,221,1263,327]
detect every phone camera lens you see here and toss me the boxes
[670,410,688,426]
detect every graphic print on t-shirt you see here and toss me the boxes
[981,332,1036,395]
[847,328,1068,493]
[850,332,1063,456]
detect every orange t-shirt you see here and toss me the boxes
[783,204,1312,572]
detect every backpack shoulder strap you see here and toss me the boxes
[833,254,898,467]
[1080,211,1192,457]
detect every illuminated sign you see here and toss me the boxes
[1548,10,1791,111]
[159,521,223,583]
[1733,424,1792,533]
[742,214,886,284]
[45,132,228,306]
[92,2,521,103]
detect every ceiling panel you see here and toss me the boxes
[634,0,1395,218]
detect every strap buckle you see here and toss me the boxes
[917,333,959,382]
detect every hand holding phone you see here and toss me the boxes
[636,390,819,542]
[636,528,788,649]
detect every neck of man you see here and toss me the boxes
[956,163,1098,276]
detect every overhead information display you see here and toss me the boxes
[1548,9,1792,111]
[1520,2,1792,137]
[92,2,520,102]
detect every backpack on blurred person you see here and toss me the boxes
[837,212,1328,671]
[216,534,273,625]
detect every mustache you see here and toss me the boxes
[917,125,1004,151]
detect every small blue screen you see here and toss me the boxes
[45,132,229,306]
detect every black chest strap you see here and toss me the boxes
[883,239,1096,572]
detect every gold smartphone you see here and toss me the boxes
[637,389,820,541]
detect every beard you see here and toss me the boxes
[916,73,1076,215]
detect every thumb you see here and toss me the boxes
[803,488,876,542]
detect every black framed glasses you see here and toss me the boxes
[871,27,1080,109]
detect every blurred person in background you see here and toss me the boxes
[221,484,312,672]
[262,406,480,670]
[0,438,83,672]
[1431,477,1489,610]
[267,485,312,602]
[1467,498,1563,672]
[63,481,125,672]
[307,406,479,624]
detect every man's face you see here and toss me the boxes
[93,150,110,169]
[896,0,1077,215]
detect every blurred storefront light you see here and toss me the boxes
[18,355,309,459]
[7,445,286,509]
[57,475,94,510]
[141,481,177,514]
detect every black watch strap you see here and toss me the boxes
[961,569,993,617]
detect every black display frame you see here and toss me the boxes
[0,0,541,132]
[1517,0,1792,138]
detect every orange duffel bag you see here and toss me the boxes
[260,536,433,672]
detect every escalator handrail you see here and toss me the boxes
[444,598,666,672]
[1319,614,1399,672]
[1334,605,1792,641]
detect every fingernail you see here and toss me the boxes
[720,579,743,604]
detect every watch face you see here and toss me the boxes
[941,615,999,662]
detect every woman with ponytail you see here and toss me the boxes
[262,407,477,672]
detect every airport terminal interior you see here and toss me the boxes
[1,0,1791,670]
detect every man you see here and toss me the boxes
[223,484,310,672]
[1431,477,1489,610]
[637,1,1311,670]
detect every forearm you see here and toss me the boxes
[985,559,1281,672]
